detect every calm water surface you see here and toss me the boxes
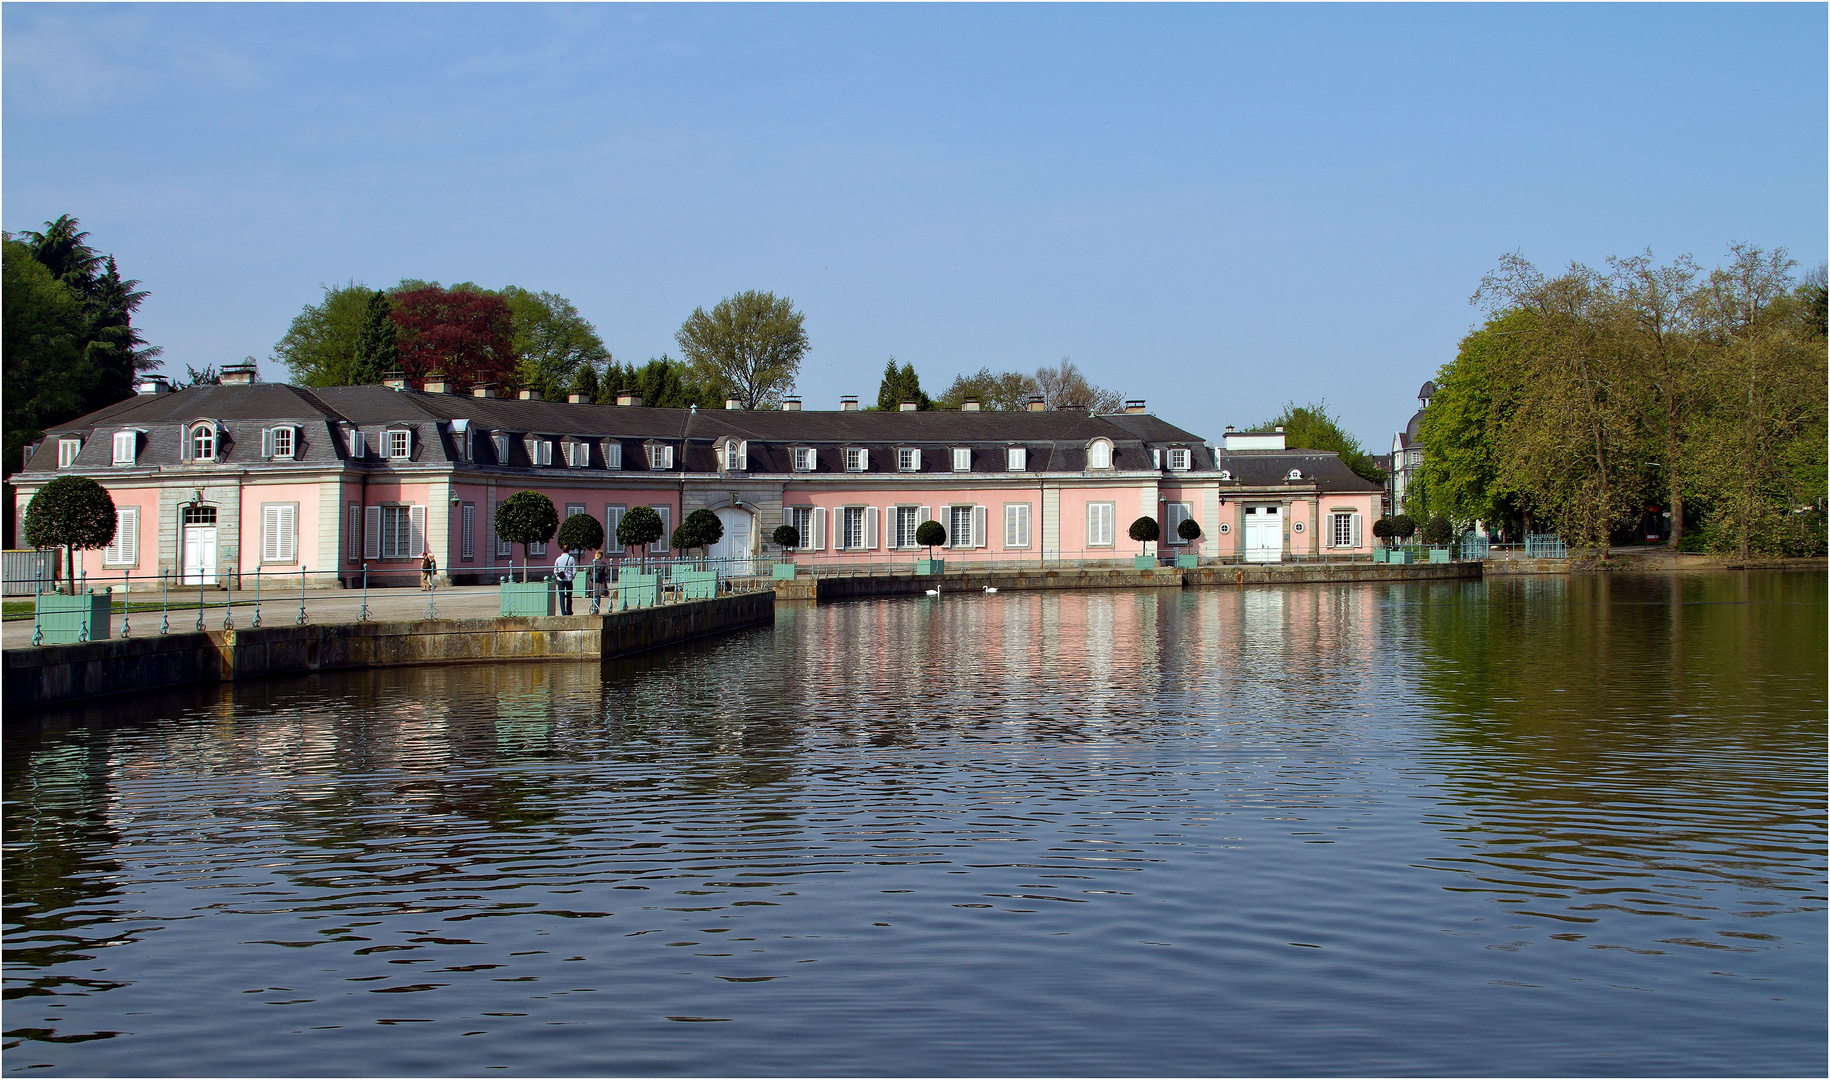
[4,572,1824,1076]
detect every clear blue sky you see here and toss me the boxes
[6,3,1824,450]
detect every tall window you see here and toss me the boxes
[794,447,816,472]
[1168,448,1190,471]
[1332,512,1356,548]
[1087,439,1112,470]
[1004,503,1031,548]
[57,438,81,468]
[462,503,475,560]
[897,448,920,472]
[1087,502,1115,547]
[951,447,971,471]
[605,505,627,553]
[104,507,139,566]
[494,502,512,557]
[844,448,867,472]
[789,506,813,548]
[348,503,361,563]
[1006,447,1026,471]
[262,503,298,562]
[387,429,411,460]
[895,506,920,548]
[949,505,974,549]
[191,425,216,461]
[646,444,674,470]
[113,431,137,465]
[842,507,867,550]
[1165,502,1193,545]
[651,506,672,551]
[603,441,622,469]
[724,441,747,470]
[380,505,421,559]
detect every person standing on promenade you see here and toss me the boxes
[589,549,608,615]
[553,548,578,615]
[421,551,437,590]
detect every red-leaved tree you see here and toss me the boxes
[390,286,519,394]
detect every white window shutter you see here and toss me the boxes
[410,505,427,557]
[179,428,191,461]
[973,505,987,549]
[365,506,381,560]
[865,507,879,550]
[1351,513,1362,549]
[280,506,296,561]
[737,441,748,470]
[808,448,817,471]
[918,505,931,531]
[122,508,138,564]
[263,506,280,561]
[859,449,869,472]
[810,507,827,551]
[261,428,273,458]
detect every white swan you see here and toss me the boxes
[925,588,940,596]
[983,586,998,594]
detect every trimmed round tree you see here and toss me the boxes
[1129,515,1160,554]
[915,519,946,558]
[1422,515,1455,547]
[1176,517,1202,543]
[1391,514,1417,543]
[771,523,801,553]
[494,491,558,579]
[556,511,605,554]
[682,508,724,561]
[617,505,665,568]
[1372,516,1394,547]
[24,476,117,594]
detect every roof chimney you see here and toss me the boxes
[1275,425,1285,433]
[220,361,258,386]
[1125,399,1147,414]
[781,397,801,411]
[137,375,170,396]
[519,388,542,401]
[423,375,451,394]
[1225,425,1236,432]
[725,397,742,410]
[615,391,642,407]
[840,395,859,412]
[472,383,497,399]
[567,392,589,404]
[899,400,918,412]
[1026,396,1046,412]
[961,397,980,412]
[382,370,409,391]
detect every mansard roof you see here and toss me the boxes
[1218,449,1382,493]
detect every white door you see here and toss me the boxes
[183,527,218,585]
[1244,506,1283,564]
[708,507,753,576]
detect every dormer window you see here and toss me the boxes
[602,440,622,469]
[112,431,138,466]
[1006,446,1027,471]
[951,447,971,471]
[844,448,868,472]
[1168,448,1190,471]
[492,433,510,462]
[262,426,296,460]
[794,447,817,472]
[646,443,674,470]
[897,448,921,472]
[564,441,590,468]
[1287,468,1304,481]
[349,429,367,459]
[1152,448,1162,469]
[524,435,551,466]
[723,440,748,471]
[1219,469,1232,481]
[57,438,82,468]
[387,429,412,460]
[1087,439,1113,470]
[189,424,216,462]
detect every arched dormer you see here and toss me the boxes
[182,419,223,462]
[1087,438,1114,470]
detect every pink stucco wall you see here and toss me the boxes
[238,482,322,573]
[72,486,161,587]
[446,483,680,570]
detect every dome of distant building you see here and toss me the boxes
[1418,380,1437,402]
[1404,407,1427,444]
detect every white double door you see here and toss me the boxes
[1243,506,1283,563]
[182,527,218,585]
[706,507,753,575]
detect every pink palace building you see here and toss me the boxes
[13,363,1382,589]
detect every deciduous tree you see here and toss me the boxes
[1035,358,1122,413]
[1258,402,1385,485]
[675,290,807,409]
[391,285,519,395]
[275,282,375,386]
[936,368,1039,411]
[24,476,116,593]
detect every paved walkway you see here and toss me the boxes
[1,584,587,650]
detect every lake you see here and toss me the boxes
[4,571,1824,1075]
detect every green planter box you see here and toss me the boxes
[1133,555,1156,570]
[616,572,660,611]
[678,569,718,600]
[1372,547,1389,563]
[1428,547,1453,563]
[1389,549,1414,565]
[34,590,111,644]
[771,562,798,580]
[1175,553,1198,569]
[916,558,945,575]
[500,579,554,617]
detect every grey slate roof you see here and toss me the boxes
[1218,449,1382,493]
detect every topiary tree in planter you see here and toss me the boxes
[1422,515,1454,547]
[771,523,800,552]
[617,505,665,570]
[677,508,724,564]
[916,519,946,559]
[1372,516,1395,547]
[556,511,604,555]
[1176,518,1202,543]
[1391,514,1416,544]
[24,476,116,593]
[1129,515,1159,547]
[494,491,558,581]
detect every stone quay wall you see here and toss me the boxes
[4,592,774,712]
[771,560,1480,601]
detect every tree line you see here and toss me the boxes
[1412,245,1827,558]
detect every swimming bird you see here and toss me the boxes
[925,588,941,596]
[983,586,998,594]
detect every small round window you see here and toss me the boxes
[1294,522,1305,533]
[1218,522,1230,534]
